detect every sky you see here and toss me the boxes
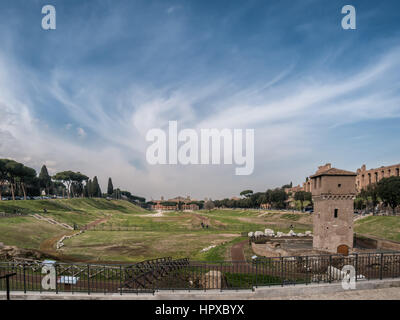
[0,0,400,201]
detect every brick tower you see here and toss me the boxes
[310,164,357,254]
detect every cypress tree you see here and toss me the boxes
[87,179,93,197]
[92,176,102,198]
[107,178,114,195]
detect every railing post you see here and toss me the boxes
[220,262,223,292]
[329,255,332,283]
[255,259,258,289]
[355,254,358,283]
[380,253,384,280]
[120,265,123,295]
[55,263,58,294]
[23,264,26,294]
[306,256,309,285]
[280,257,284,287]
[87,264,90,295]
[1,273,16,301]
[6,276,10,301]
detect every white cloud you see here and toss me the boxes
[1,41,400,199]
[77,127,86,138]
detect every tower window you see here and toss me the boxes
[338,184,341,188]
[334,209,338,218]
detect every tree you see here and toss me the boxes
[294,191,312,211]
[0,159,10,200]
[86,179,93,197]
[39,165,52,196]
[53,181,66,197]
[240,190,253,198]
[5,160,24,200]
[18,165,37,200]
[282,182,293,189]
[107,178,114,196]
[204,200,215,211]
[270,188,288,209]
[377,177,400,215]
[53,171,88,198]
[361,183,380,214]
[72,172,89,198]
[53,171,74,198]
[92,176,102,198]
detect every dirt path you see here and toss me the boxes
[39,232,73,255]
[38,215,110,260]
[82,217,109,230]
[230,240,247,262]
[31,214,73,230]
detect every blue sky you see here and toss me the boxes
[0,0,400,200]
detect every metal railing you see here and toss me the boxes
[1,252,400,295]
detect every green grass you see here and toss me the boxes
[193,236,246,261]
[63,230,240,263]
[0,198,146,227]
[355,216,400,242]
[281,214,301,221]
[0,200,314,263]
[0,216,64,249]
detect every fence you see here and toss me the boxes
[0,212,28,218]
[1,252,400,295]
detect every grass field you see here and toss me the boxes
[0,198,146,227]
[61,207,314,262]
[2,198,398,263]
[0,216,65,249]
[0,199,314,263]
[354,216,400,242]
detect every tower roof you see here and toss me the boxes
[310,167,356,179]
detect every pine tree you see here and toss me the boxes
[107,178,114,195]
[39,165,52,196]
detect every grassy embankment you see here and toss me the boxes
[354,216,400,242]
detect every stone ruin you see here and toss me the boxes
[248,228,313,238]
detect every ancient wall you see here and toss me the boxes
[356,163,400,191]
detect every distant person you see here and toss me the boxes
[43,208,47,214]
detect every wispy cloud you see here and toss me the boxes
[0,1,400,199]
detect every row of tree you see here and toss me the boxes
[355,177,400,214]
[214,187,293,209]
[0,158,145,203]
[214,177,400,214]
[0,159,37,200]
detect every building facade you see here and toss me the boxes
[356,163,400,191]
[151,196,200,211]
[311,165,357,254]
[284,185,304,195]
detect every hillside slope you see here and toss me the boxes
[0,198,146,227]
[0,199,147,256]
[354,216,400,242]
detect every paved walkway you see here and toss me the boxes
[3,285,400,300]
[272,287,400,300]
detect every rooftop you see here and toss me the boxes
[310,167,357,178]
